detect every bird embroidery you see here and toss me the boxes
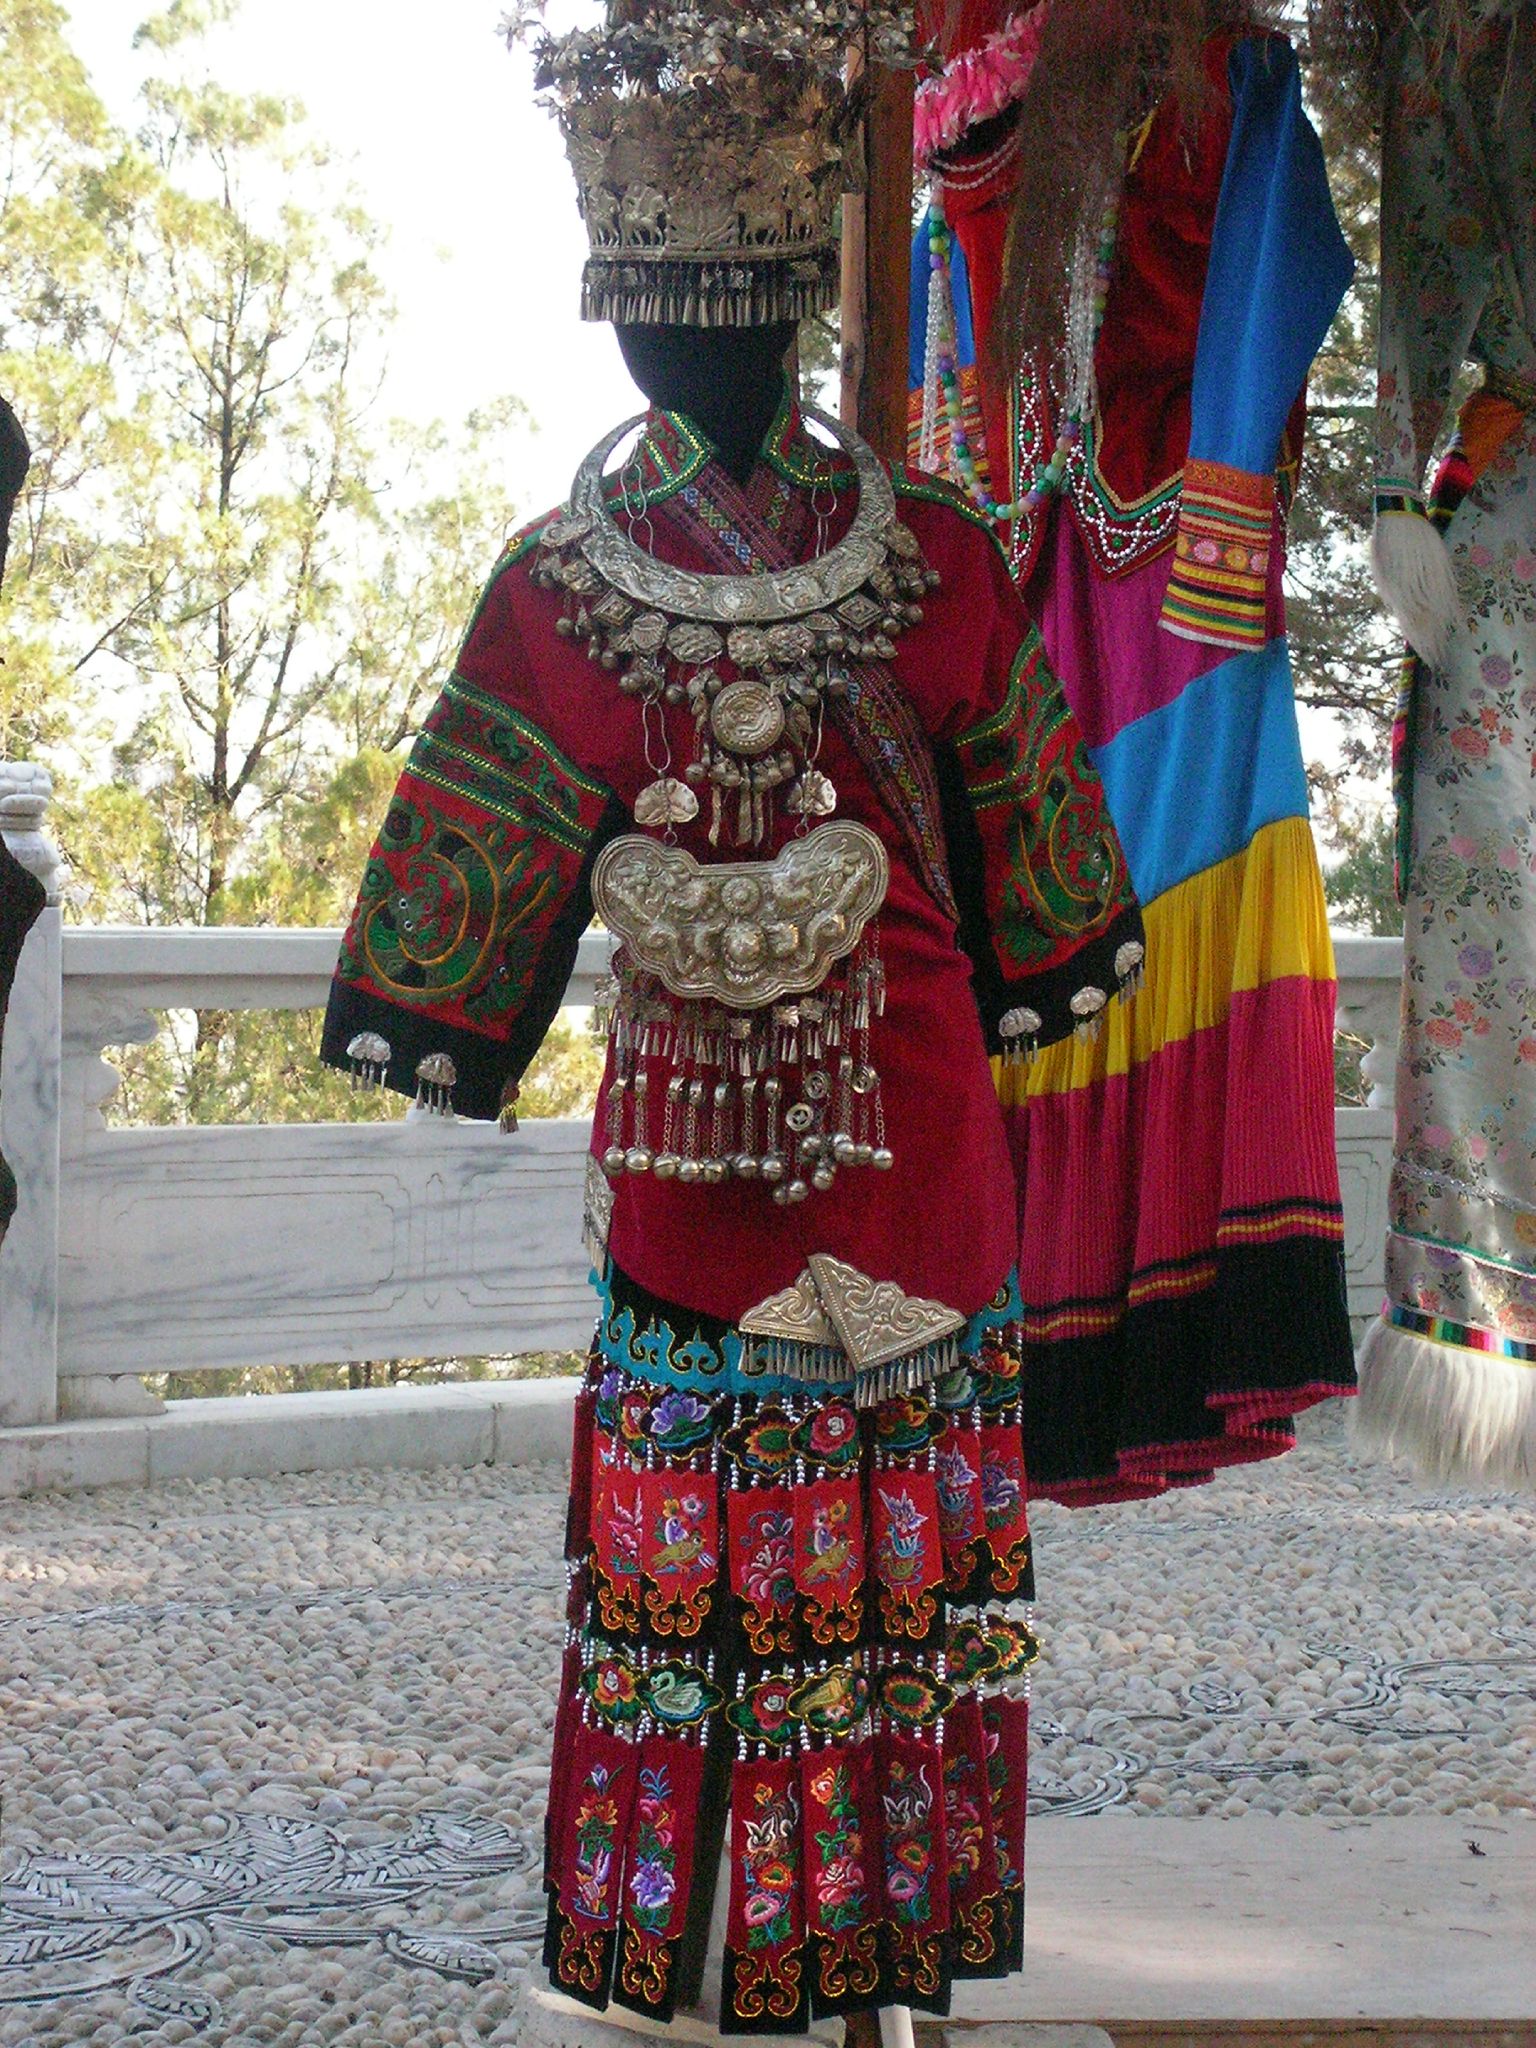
[801,1495,854,1583]
[651,1492,713,1574]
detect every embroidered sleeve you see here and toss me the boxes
[321,649,622,1122]
[940,623,1143,1062]
[1159,35,1353,651]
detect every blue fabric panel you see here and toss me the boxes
[909,208,978,391]
[1187,36,1354,476]
[1088,636,1310,903]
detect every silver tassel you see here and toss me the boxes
[346,1031,391,1091]
[413,1051,458,1117]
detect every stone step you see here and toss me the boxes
[0,1377,577,1495]
[945,1818,1533,2031]
[936,2029,1535,2047]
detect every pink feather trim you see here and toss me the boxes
[913,8,1049,167]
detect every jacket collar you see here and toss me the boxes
[618,379,855,504]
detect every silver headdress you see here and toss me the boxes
[509,2,917,325]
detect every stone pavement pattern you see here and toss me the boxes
[0,1405,1530,2046]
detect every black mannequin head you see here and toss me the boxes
[615,321,798,485]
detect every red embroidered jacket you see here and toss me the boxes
[322,392,1140,1329]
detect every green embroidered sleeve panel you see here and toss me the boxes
[321,554,624,1120]
[939,623,1144,1061]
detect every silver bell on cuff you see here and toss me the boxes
[346,1031,392,1090]
[413,1052,458,1117]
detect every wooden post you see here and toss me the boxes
[840,65,915,464]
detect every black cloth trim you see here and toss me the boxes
[1023,1235,1356,1498]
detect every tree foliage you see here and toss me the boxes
[0,1,605,1146]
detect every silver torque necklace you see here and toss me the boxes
[532,403,936,847]
[566,402,898,622]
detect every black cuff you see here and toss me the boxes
[320,981,511,1121]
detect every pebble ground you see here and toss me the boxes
[0,1401,1529,2045]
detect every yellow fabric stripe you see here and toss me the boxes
[1170,566,1269,600]
[1218,1206,1346,1245]
[1182,496,1273,529]
[995,814,1335,1105]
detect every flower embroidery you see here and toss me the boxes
[804,1400,859,1466]
[605,1485,644,1574]
[728,1676,796,1746]
[628,1763,678,1933]
[741,1779,800,1949]
[583,1654,643,1724]
[650,1389,716,1454]
[935,1442,980,1544]
[980,1449,1023,1530]
[881,1760,935,1924]
[572,1762,622,1922]
[741,1507,794,1608]
[875,1487,928,1582]
[809,1760,868,1932]
[725,1404,796,1477]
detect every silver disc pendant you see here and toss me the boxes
[634,777,700,827]
[787,768,837,817]
[710,679,786,756]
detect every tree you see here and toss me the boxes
[2,5,535,929]
[1284,75,1400,815]
[1320,800,1400,935]
[1,5,605,1159]
[0,1,159,761]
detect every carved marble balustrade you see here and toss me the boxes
[0,763,1403,1431]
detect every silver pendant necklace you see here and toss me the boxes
[532,404,939,847]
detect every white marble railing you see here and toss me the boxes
[0,766,1401,1427]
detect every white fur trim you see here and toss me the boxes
[1370,511,1460,672]
[1352,1314,1536,1492]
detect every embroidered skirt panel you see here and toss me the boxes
[543,1275,1036,2031]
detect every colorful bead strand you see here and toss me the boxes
[926,164,1122,524]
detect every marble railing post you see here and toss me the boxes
[1333,936,1404,1110]
[0,764,68,1425]
[1332,935,1406,1331]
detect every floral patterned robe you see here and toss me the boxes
[1355,0,1536,1490]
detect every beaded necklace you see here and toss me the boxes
[924,148,1124,523]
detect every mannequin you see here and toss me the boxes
[326,7,1141,2041]
[528,319,920,2048]
[614,323,799,485]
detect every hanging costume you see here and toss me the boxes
[909,5,1359,1503]
[322,4,1141,2028]
[1354,0,1536,1491]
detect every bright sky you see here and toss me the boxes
[63,0,644,520]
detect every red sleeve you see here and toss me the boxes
[320,539,624,1120]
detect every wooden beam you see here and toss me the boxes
[840,65,915,463]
